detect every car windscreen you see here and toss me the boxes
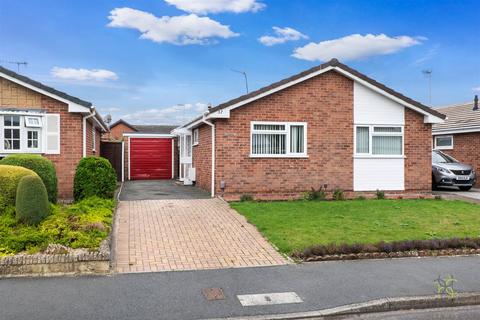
[432,151,457,164]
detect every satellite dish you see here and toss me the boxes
[104,114,112,124]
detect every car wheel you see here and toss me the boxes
[459,186,472,191]
[432,176,438,190]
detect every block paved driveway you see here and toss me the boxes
[114,181,287,273]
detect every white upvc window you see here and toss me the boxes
[92,125,96,151]
[355,125,403,157]
[193,128,199,145]
[434,135,453,150]
[0,113,56,154]
[250,121,307,157]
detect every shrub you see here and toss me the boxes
[0,154,58,203]
[304,186,327,201]
[15,175,50,225]
[376,189,385,200]
[73,157,117,201]
[0,165,38,210]
[240,194,253,202]
[332,188,344,200]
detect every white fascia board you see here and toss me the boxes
[424,114,445,124]
[432,127,480,135]
[123,133,174,138]
[0,71,91,113]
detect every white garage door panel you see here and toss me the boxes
[354,158,404,191]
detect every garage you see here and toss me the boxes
[127,135,174,180]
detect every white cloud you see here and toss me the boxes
[51,67,118,81]
[105,107,121,112]
[107,7,238,45]
[259,27,308,46]
[473,87,480,92]
[121,103,208,124]
[164,0,265,14]
[292,34,424,62]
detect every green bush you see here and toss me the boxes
[376,189,385,200]
[240,194,254,202]
[0,165,38,211]
[73,157,117,201]
[0,154,58,203]
[15,175,50,225]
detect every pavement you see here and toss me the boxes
[331,305,480,319]
[119,180,210,201]
[113,198,287,273]
[2,255,480,320]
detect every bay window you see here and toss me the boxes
[355,125,403,156]
[251,122,307,157]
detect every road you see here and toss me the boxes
[1,256,480,320]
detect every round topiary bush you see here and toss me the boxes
[15,175,50,225]
[0,165,38,210]
[0,154,58,203]
[73,156,117,201]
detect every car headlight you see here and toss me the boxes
[437,167,452,174]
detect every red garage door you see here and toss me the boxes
[130,138,172,180]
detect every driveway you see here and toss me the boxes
[114,180,287,273]
[433,187,480,204]
[119,180,210,200]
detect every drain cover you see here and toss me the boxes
[202,288,225,301]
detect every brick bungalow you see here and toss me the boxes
[432,96,480,186]
[173,59,446,200]
[0,66,108,199]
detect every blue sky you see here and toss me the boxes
[1,0,479,124]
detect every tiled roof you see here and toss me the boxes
[433,102,480,133]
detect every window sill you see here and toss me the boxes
[354,155,405,159]
[193,142,199,146]
[434,147,453,150]
[249,154,309,159]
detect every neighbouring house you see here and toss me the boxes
[0,66,108,199]
[432,96,480,186]
[101,119,178,181]
[173,58,446,200]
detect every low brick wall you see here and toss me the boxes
[0,239,110,278]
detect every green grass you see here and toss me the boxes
[231,199,480,254]
[0,197,115,256]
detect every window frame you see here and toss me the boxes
[354,124,404,158]
[25,116,42,128]
[250,121,308,158]
[192,128,199,146]
[0,113,45,154]
[92,125,96,152]
[434,135,453,150]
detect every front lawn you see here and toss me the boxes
[0,197,115,256]
[231,199,480,255]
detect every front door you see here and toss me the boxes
[179,134,192,183]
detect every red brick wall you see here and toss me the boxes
[40,96,83,199]
[104,122,136,141]
[440,132,480,187]
[404,108,432,191]
[214,71,354,199]
[193,124,212,191]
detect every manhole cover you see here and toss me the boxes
[202,288,225,301]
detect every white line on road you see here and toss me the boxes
[237,292,303,307]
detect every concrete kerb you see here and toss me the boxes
[201,292,480,320]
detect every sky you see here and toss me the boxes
[1,0,479,125]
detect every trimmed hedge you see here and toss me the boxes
[0,165,38,211]
[73,156,117,201]
[16,175,50,225]
[293,237,480,259]
[0,154,58,203]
